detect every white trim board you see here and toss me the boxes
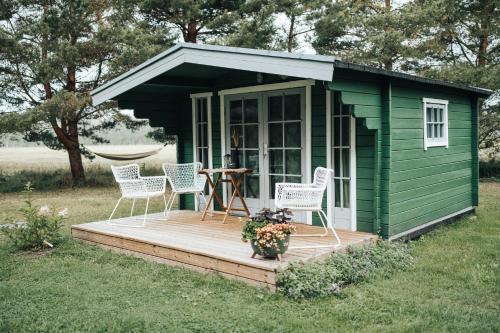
[191,93,213,211]
[388,207,474,240]
[326,91,357,231]
[218,79,315,97]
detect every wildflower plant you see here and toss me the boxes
[242,208,295,252]
[1,182,66,251]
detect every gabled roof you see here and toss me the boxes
[91,43,493,106]
[91,43,336,106]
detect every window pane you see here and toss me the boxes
[270,175,284,199]
[245,175,259,198]
[269,149,283,174]
[434,124,440,138]
[342,148,350,178]
[284,94,301,120]
[268,96,282,121]
[343,105,352,116]
[433,108,438,123]
[202,148,209,169]
[427,124,433,138]
[285,176,301,183]
[334,179,341,207]
[333,117,340,147]
[343,179,350,208]
[285,149,301,175]
[333,149,340,177]
[285,122,301,148]
[333,93,341,116]
[341,117,350,147]
[426,107,432,123]
[245,150,259,172]
[440,124,444,138]
[229,100,242,123]
[269,123,283,147]
[437,108,443,122]
[244,99,258,123]
[203,124,208,146]
[197,99,202,122]
[244,125,258,148]
[197,124,203,147]
[230,125,242,148]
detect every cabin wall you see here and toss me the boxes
[311,84,327,226]
[329,70,385,236]
[388,81,476,237]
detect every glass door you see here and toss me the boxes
[224,88,306,220]
[263,89,306,221]
[226,94,264,212]
[331,92,354,230]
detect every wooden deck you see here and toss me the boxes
[71,211,378,290]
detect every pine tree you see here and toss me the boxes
[405,0,499,155]
[0,0,172,185]
[140,0,246,43]
[311,0,410,70]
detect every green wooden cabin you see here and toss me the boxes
[91,43,491,239]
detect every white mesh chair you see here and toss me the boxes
[109,164,167,227]
[162,162,208,219]
[275,167,341,247]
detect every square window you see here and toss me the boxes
[423,98,448,149]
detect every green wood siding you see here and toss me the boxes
[328,70,385,236]
[311,84,327,226]
[388,81,475,236]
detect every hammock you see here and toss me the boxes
[86,143,167,161]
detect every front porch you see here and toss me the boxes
[71,211,378,290]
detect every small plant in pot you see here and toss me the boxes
[242,208,295,261]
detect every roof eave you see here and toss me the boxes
[334,61,493,98]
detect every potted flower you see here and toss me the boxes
[241,208,295,261]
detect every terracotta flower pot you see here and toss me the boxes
[250,234,290,260]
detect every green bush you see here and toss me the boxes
[276,241,414,299]
[1,183,65,250]
[479,160,500,179]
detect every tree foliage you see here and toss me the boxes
[0,0,172,184]
[140,0,246,43]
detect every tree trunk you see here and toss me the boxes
[184,22,198,43]
[478,24,488,67]
[383,0,393,71]
[66,120,85,186]
[287,15,296,52]
[67,143,85,186]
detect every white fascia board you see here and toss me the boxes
[91,45,334,106]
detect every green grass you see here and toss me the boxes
[0,183,499,332]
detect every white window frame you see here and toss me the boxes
[190,92,213,210]
[218,79,315,224]
[423,98,449,150]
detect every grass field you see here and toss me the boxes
[0,182,499,332]
[0,145,176,173]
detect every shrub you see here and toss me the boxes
[276,241,414,299]
[1,183,66,251]
[479,159,500,179]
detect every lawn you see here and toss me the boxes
[0,183,499,332]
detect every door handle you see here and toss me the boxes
[263,143,268,159]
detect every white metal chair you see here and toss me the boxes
[109,164,167,227]
[275,167,341,247]
[162,162,208,219]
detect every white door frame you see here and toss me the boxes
[326,90,357,231]
[218,79,315,224]
[190,92,213,211]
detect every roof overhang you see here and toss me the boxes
[91,43,336,106]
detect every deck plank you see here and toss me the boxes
[71,211,378,289]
